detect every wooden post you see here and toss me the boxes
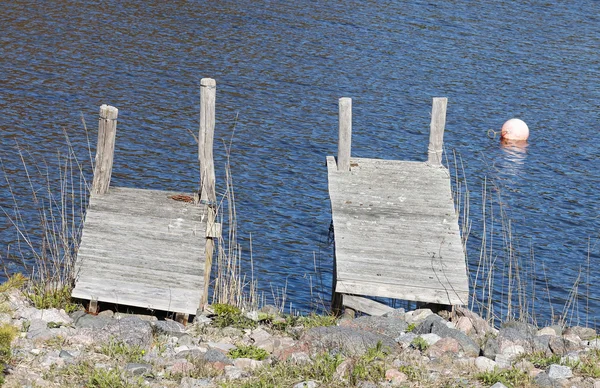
[427,97,447,166]
[92,105,118,194]
[337,97,352,172]
[199,78,217,307]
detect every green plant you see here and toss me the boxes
[87,367,145,388]
[28,283,80,313]
[350,341,388,384]
[411,336,430,351]
[299,313,337,329]
[575,349,600,378]
[406,323,416,332]
[228,344,269,360]
[517,351,561,368]
[211,303,257,329]
[99,339,146,363]
[0,273,27,293]
[476,367,531,387]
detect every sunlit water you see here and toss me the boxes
[1,0,599,325]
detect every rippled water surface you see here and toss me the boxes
[1,1,599,324]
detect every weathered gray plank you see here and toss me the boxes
[336,279,468,305]
[327,152,468,306]
[92,105,118,194]
[72,187,205,314]
[337,97,352,172]
[342,294,394,316]
[71,277,200,314]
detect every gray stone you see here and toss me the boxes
[490,383,508,388]
[177,334,195,346]
[420,333,441,346]
[153,320,186,336]
[193,315,213,326]
[534,372,558,388]
[475,356,497,372]
[125,363,152,376]
[340,315,409,338]
[100,317,153,348]
[589,339,600,349]
[395,333,417,348]
[26,319,69,341]
[548,364,572,379]
[501,320,537,337]
[293,381,317,388]
[426,319,480,356]
[548,336,580,356]
[563,326,597,340]
[483,336,500,359]
[413,314,445,335]
[533,335,552,354]
[180,377,216,388]
[289,352,310,364]
[251,328,272,343]
[18,307,72,324]
[58,350,74,359]
[97,310,114,318]
[202,348,233,364]
[71,311,112,330]
[382,308,405,318]
[224,365,243,380]
[302,326,399,357]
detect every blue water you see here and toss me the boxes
[1,0,599,325]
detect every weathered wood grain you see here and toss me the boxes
[342,294,394,316]
[428,97,447,166]
[71,187,205,315]
[337,97,352,172]
[327,154,469,307]
[92,105,118,194]
[199,77,218,307]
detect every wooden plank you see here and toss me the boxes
[428,97,447,166]
[72,277,200,314]
[342,294,394,316]
[337,97,352,172]
[92,105,118,194]
[336,279,468,306]
[199,77,217,307]
[76,261,203,286]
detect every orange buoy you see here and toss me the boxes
[501,118,529,141]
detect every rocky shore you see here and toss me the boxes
[1,286,599,387]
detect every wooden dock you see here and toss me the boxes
[328,97,469,316]
[71,78,219,318]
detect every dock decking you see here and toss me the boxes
[72,79,218,318]
[71,188,206,315]
[328,97,469,315]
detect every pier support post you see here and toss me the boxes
[92,105,118,194]
[427,97,447,166]
[199,78,217,308]
[337,97,352,172]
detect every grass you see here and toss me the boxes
[475,367,532,387]
[46,361,145,388]
[228,344,269,360]
[411,336,430,352]
[98,339,146,363]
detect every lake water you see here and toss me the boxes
[1,1,599,325]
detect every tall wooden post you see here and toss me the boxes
[337,97,352,172]
[92,105,118,194]
[199,78,217,307]
[427,97,447,166]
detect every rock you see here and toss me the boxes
[175,345,207,358]
[501,320,538,337]
[482,336,500,359]
[301,326,399,357]
[427,337,460,358]
[340,315,409,338]
[293,381,317,388]
[494,354,512,369]
[233,357,263,371]
[502,344,525,358]
[413,314,445,334]
[114,312,157,322]
[454,307,496,336]
[382,308,405,318]
[289,352,310,364]
[385,369,408,384]
[251,328,272,343]
[547,364,573,379]
[180,377,216,388]
[169,359,195,375]
[334,359,352,380]
[563,326,597,340]
[207,342,236,354]
[26,319,69,341]
[420,333,441,346]
[194,315,213,326]
[125,363,152,376]
[533,335,552,355]
[409,309,433,323]
[549,336,580,356]
[455,316,474,334]
[475,356,497,372]
[497,327,534,353]
[100,317,153,348]
[589,339,600,349]
[224,365,243,380]
[245,310,259,321]
[177,334,196,346]
[18,307,72,324]
[71,311,112,330]
[153,320,186,336]
[202,348,233,365]
[395,333,417,348]
[534,372,555,387]
[58,350,74,359]
[490,383,508,388]
[422,318,480,357]
[97,310,114,318]
[537,327,558,336]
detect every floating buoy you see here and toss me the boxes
[501,118,529,141]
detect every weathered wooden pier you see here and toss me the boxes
[328,97,469,316]
[71,78,220,320]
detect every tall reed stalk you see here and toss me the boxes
[0,126,91,307]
